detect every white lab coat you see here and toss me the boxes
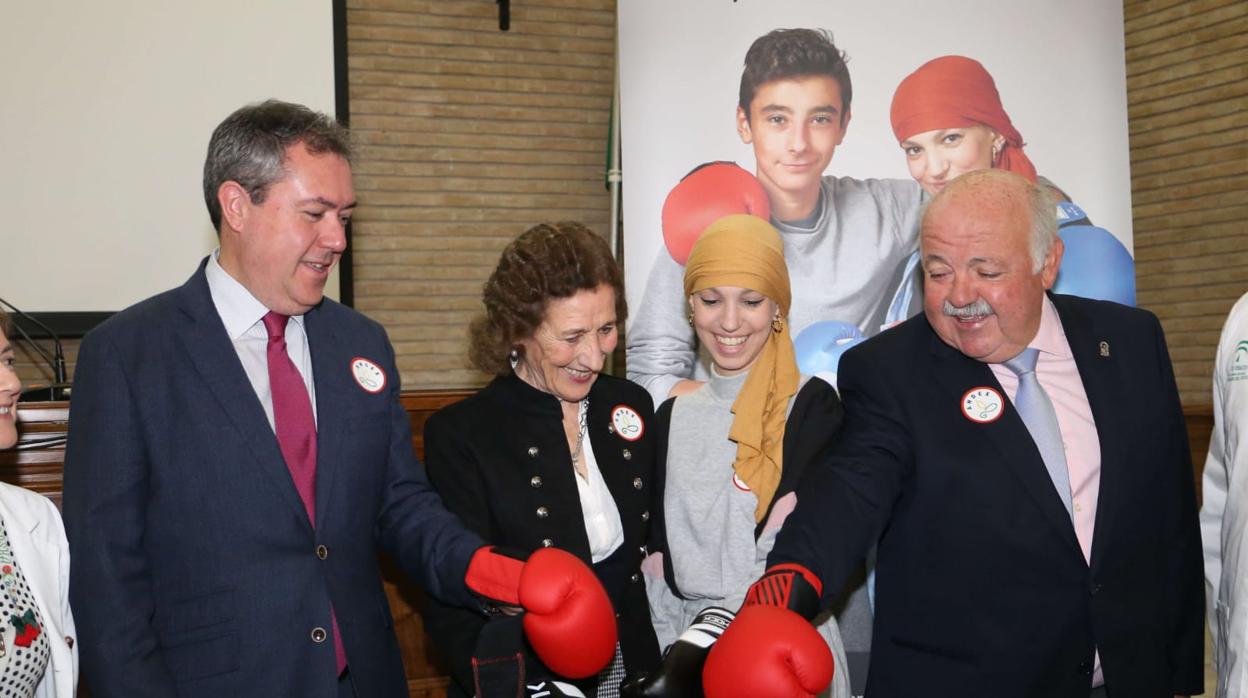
[0,482,77,697]
[1202,291,1248,698]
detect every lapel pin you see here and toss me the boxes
[732,473,751,492]
[350,357,386,393]
[961,387,1004,424]
[610,404,645,442]
[1099,341,1110,357]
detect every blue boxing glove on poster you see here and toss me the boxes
[1053,201,1136,306]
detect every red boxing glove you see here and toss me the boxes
[702,605,833,698]
[465,547,618,679]
[661,161,771,264]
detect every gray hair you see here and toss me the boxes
[1026,182,1058,273]
[202,99,352,232]
[919,170,1057,274]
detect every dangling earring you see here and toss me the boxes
[509,348,520,370]
[687,313,694,327]
[991,143,1001,164]
[771,315,783,333]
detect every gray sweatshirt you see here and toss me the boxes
[644,370,851,698]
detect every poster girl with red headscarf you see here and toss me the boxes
[883,55,1135,320]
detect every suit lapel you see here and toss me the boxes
[174,264,313,527]
[587,394,638,527]
[1051,295,1122,568]
[928,330,1084,559]
[306,306,347,530]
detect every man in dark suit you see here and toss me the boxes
[63,100,612,698]
[702,169,1203,697]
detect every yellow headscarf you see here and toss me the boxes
[683,215,799,523]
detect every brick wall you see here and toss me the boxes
[345,0,617,389]
[1125,0,1248,405]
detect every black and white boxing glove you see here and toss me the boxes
[619,606,735,698]
[524,679,586,697]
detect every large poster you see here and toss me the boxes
[619,2,1133,694]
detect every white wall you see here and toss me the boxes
[0,1,338,313]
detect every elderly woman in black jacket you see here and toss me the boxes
[422,222,660,698]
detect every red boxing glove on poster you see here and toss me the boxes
[661,161,771,265]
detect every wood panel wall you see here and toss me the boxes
[1125,0,1248,405]
[345,0,618,390]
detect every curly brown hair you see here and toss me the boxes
[469,222,627,376]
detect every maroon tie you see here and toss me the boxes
[262,311,347,675]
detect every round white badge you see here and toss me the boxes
[610,404,645,442]
[351,357,386,394]
[961,387,1004,424]
[732,473,752,492]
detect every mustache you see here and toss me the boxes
[943,299,994,318]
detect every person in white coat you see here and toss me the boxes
[1203,290,1248,698]
[0,310,78,697]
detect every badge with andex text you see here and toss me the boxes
[351,357,386,394]
[961,387,1003,424]
[610,404,645,442]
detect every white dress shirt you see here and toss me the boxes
[574,434,624,564]
[204,250,317,429]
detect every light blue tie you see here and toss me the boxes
[1002,348,1074,519]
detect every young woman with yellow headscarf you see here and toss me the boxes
[627,215,851,697]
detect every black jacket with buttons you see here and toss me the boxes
[421,372,661,696]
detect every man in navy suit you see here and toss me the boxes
[63,101,612,698]
[702,169,1203,697]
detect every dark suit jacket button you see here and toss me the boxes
[316,544,328,560]
[541,538,554,547]
[536,506,549,519]
[530,475,543,488]
[633,477,643,490]
[630,573,640,583]
[622,449,632,460]
[1078,660,1092,675]
[311,627,327,643]
[1090,582,1103,595]
[527,446,539,457]
[641,510,650,521]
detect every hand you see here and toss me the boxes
[466,547,618,678]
